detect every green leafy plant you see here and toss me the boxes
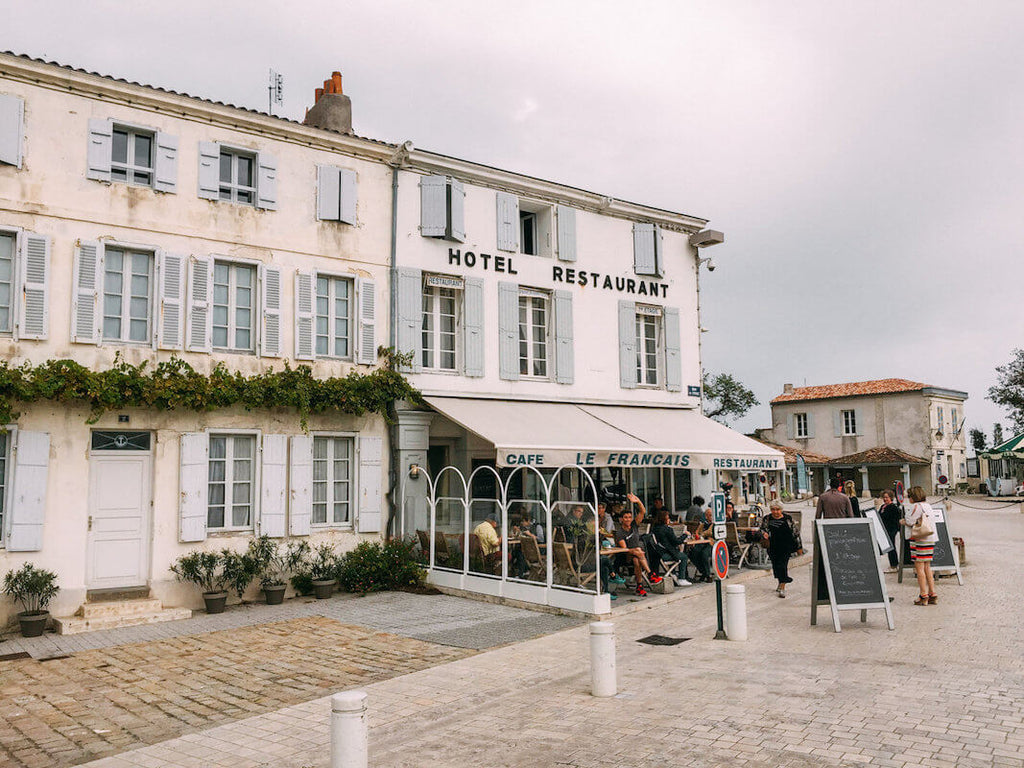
[220,549,256,598]
[289,572,315,597]
[306,542,340,581]
[170,551,225,594]
[247,536,310,588]
[2,563,59,615]
[780,489,793,502]
[336,539,425,595]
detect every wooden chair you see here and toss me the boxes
[416,530,430,563]
[434,531,456,567]
[519,533,546,582]
[553,542,595,589]
[469,531,500,575]
[725,522,753,569]
[554,526,567,543]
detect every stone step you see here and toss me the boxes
[85,586,151,603]
[77,597,164,620]
[55,607,192,635]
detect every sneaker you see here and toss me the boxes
[777,590,786,598]
[609,574,626,584]
[635,586,648,597]
[609,593,618,601]
[675,578,692,587]
[648,574,663,584]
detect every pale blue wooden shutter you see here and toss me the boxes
[357,436,383,533]
[498,282,520,381]
[179,432,208,542]
[0,94,24,168]
[556,205,577,262]
[356,277,377,365]
[71,240,102,345]
[633,223,658,276]
[396,267,422,372]
[5,430,49,552]
[786,414,795,440]
[289,435,313,535]
[663,306,682,392]
[449,178,466,242]
[339,168,357,225]
[554,290,574,384]
[496,192,519,252]
[618,300,637,389]
[806,413,816,438]
[854,407,865,436]
[197,141,220,200]
[832,410,842,437]
[294,271,315,360]
[186,257,213,352]
[259,434,288,537]
[256,152,277,210]
[18,232,49,340]
[260,265,282,358]
[157,250,185,350]
[420,175,448,237]
[86,119,112,181]
[153,132,178,193]
[317,165,340,220]
[463,277,484,377]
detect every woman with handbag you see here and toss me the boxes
[758,500,802,597]
[902,485,939,605]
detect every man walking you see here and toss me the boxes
[815,476,854,519]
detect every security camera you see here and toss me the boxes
[706,260,716,272]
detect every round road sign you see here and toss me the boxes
[938,474,949,485]
[895,481,905,503]
[713,540,729,581]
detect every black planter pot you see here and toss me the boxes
[264,584,287,605]
[202,591,228,614]
[312,579,336,599]
[17,610,49,638]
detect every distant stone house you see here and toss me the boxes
[762,378,968,495]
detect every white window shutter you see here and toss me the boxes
[357,436,383,533]
[197,141,220,200]
[0,93,24,168]
[153,131,178,193]
[256,152,277,210]
[259,434,288,537]
[633,223,658,276]
[316,165,340,221]
[497,282,520,381]
[786,414,795,440]
[854,407,865,437]
[618,300,637,389]
[663,306,682,392]
[463,277,484,378]
[6,430,49,552]
[294,270,315,360]
[186,256,213,352]
[496,191,519,252]
[449,178,466,243]
[86,118,112,182]
[806,413,816,439]
[339,168,357,225]
[356,277,377,365]
[18,232,50,341]
[179,432,208,542]
[556,204,577,262]
[156,250,185,350]
[259,265,282,358]
[71,240,103,345]
[554,290,574,385]
[396,267,422,372]
[288,435,313,535]
[832,410,842,437]
[420,175,448,237]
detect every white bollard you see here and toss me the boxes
[589,621,616,697]
[725,584,748,641]
[331,691,368,768]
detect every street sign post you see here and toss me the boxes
[713,540,729,580]
[711,493,728,640]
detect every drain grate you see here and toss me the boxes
[637,634,691,646]
[37,654,71,662]
[0,652,31,662]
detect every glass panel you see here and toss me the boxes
[312,504,327,524]
[208,482,225,503]
[232,481,251,504]
[219,152,232,184]
[134,133,152,169]
[90,431,152,451]
[232,505,250,528]
[130,296,148,320]
[209,437,226,459]
[112,168,128,182]
[207,507,225,528]
[112,129,128,164]
[129,318,147,341]
[133,171,152,185]
[237,156,253,187]
[103,317,121,339]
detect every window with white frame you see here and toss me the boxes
[795,412,809,438]
[936,406,945,433]
[518,288,550,378]
[841,409,856,436]
[212,261,255,352]
[634,305,662,386]
[207,434,255,530]
[219,148,256,205]
[102,247,154,343]
[315,274,353,358]
[518,201,552,256]
[422,275,462,371]
[111,126,154,186]
[312,435,353,526]
[0,431,8,546]
[951,408,958,435]
[0,232,13,334]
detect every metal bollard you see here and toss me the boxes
[589,621,616,697]
[331,691,368,768]
[725,584,748,641]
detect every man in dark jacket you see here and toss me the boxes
[815,476,854,519]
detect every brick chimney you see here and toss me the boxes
[783,383,794,394]
[303,71,352,134]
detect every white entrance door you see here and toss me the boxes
[87,453,152,589]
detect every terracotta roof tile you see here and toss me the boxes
[830,446,930,465]
[771,378,929,404]
[750,438,832,466]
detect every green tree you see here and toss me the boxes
[969,428,987,453]
[988,348,1024,432]
[993,423,1005,447]
[702,371,759,425]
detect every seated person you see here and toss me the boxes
[686,496,707,523]
[613,509,663,596]
[685,511,713,582]
[650,509,693,586]
[596,501,616,536]
[725,500,736,522]
[626,493,647,529]
[472,517,502,572]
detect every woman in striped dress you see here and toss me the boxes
[903,486,939,605]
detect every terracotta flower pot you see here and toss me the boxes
[17,610,49,638]
[312,579,336,599]
[264,584,286,605]
[202,591,228,614]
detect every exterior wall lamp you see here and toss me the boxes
[408,463,421,479]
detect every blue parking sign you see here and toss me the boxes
[712,492,726,525]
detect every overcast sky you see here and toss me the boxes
[4,0,1022,444]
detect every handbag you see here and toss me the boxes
[910,504,935,540]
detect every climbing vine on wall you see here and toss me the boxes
[0,349,420,426]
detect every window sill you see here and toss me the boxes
[421,368,461,376]
[207,529,255,537]
[212,348,257,356]
[311,525,354,532]
[102,339,154,347]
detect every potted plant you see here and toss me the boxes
[2,563,59,637]
[220,548,256,603]
[170,551,228,614]
[247,536,309,605]
[308,542,339,599]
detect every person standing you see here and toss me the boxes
[903,486,939,605]
[815,476,854,519]
[844,480,863,518]
[878,490,902,569]
[759,500,802,597]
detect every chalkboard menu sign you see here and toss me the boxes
[811,519,894,633]
[898,503,963,586]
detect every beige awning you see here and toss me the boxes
[423,396,785,472]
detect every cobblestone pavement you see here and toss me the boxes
[75,499,1024,768]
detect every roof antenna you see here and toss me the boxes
[268,69,283,115]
